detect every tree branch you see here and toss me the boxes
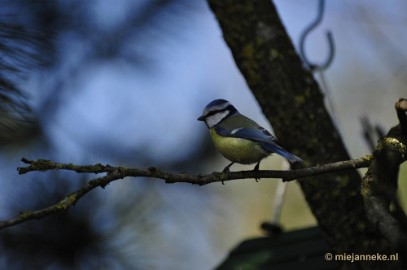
[362,99,407,256]
[17,156,372,183]
[0,155,373,230]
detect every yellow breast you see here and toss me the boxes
[210,128,269,164]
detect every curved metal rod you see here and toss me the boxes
[299,0,335,71]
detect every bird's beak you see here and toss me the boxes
[197,115,205,121]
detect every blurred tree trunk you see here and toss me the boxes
[207,1,401,269]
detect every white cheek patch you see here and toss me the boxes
[206,110,229,128]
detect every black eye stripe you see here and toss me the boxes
[206,109,227,117]
[205,105,236,118]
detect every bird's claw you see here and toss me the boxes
[253,162,260,182]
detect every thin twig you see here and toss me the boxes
[361,116,385,152]
[396,98,407,136]
[0,155,373,230]
[0,173,118,230]
[17,156,373,183]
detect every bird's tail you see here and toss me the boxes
[262,143,303,164]
[280,150,303,164]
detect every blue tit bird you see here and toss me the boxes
[197,99,302,172]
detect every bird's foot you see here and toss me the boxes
[253,162,261,182]
[222,162,234,173]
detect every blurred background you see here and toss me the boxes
[0,0,406,269]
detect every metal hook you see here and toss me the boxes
[299,0,335,71]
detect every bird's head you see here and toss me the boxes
[197,99,238,128]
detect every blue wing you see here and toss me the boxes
[214,126,303,163]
